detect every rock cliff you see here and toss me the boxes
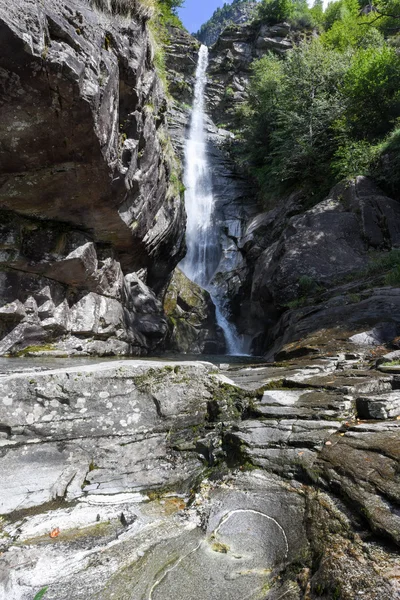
[195,0,258,47]
[0,0,186,356]
[237,176,400,358]
[202,18,400,361]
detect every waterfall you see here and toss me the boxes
[180,45,246,356]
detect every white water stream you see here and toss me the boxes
[180,45,245,355]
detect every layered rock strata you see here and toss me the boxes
[0,352,399,599]
[236,176,400,356]
[0,0,186,355]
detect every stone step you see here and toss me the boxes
[356,392,400,420]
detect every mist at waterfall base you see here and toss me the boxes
[179,46,248,357]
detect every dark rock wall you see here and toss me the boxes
[241,177,400,357]
[0,0,186,355]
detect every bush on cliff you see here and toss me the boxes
[258,0,294,24]
[240,40,349,201]
[90,0,183,25]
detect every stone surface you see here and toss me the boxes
[163,268,225,354]
[356,392,400,419]
[0,354,399,599]
[226,177,400,356]
[195,2,258,47]
[0,0,186,355]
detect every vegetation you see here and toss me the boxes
[238,0,400,205]
[90,0,183,22]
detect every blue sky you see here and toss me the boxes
[178,0,232,34]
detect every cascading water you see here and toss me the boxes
[180,45,246,356]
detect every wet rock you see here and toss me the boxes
[0,353,399,599]
[164,268,225,354]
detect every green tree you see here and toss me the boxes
[241,40,350,200]
[258,0,295,24]
[342,44,400,139]
[323,0,359,30]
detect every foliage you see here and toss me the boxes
[341,45,400,140]
[33,589,48,600]
[371,127,400,198]
[238,0,400,205]
[240,39,350,201]
[258,0,295,24]
[322,11,384,50]
[323,0,359,31]
[332,139,379,178]
[385,266,400,285]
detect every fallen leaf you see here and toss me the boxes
[49,527,60,538]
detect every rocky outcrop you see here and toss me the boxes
[165,25,199,158]
[163,268,225,354]
[195,0,258,47]
[207,21,293,128]
[229,177,400,357]
[1,352,399,599]
[0,0,186,355]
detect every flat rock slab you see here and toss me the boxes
[221,358,339,391]
[256,388,354,420]
[0,471,307,600]
[0,360,217,514]
[228,418,341,477]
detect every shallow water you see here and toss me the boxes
[0,353,267,374]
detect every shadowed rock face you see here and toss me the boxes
[163,268,225,354]
[229,176,400,357]
[0,0,186,354]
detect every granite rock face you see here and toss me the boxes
[207,21,293,129]
[0,0,186,355]
[252,177,400,309]
[195,1,258,47]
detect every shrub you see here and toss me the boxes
[342,45,400,141]
[240,39,350,202]
[371,127,400,199]
[258,0,294,24]
[332,139,379,179]
[298,275,320,295]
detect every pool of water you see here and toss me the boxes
[0,353,267,375]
